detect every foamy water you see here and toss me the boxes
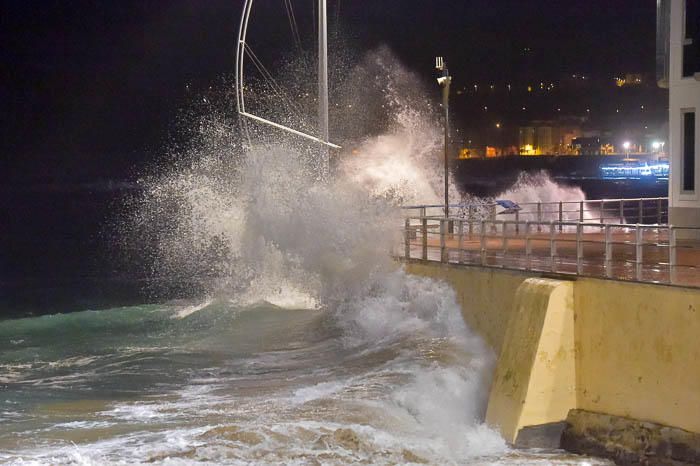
[0,292,608,465]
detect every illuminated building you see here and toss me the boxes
[614,73,644,87]
[571,136,626,156]
[518,122,581,155]
[518,127,537,155]
[458,147,478,159]
[536,126,554,154]
[658,0,700,229]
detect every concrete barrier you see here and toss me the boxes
[485,278,576,445]
[404,260,700,463]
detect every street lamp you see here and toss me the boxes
[436,56,452,223]
[652,141,665,159]
[622,141,631,160]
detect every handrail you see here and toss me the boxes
[401,197,669,226]
[400,213,700,288]
[401,197,669,209]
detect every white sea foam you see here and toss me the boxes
[497,171,588,218]
[173,298,214,319]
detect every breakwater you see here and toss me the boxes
[405,260,700,465]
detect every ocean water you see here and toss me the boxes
[0,289,609,465]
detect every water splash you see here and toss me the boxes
[111,45,510,462]
[337,47,461,205]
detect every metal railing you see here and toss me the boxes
[402,197,669,226]
[400,214,700,288]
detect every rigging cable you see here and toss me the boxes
[244,45,309,124]
[283,0,303,52]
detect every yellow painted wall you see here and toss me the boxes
[486,278,576,443]
[574,278,700,434]
[405,261,700,438]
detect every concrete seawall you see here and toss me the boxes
[404,261,700,464]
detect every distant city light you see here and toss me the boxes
[652,141,661,150]
[623,141,631,150]
[496,122,501,128]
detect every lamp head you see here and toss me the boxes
[435,56,445,71]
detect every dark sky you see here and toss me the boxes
[1,0,658,182]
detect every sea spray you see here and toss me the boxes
[108,51,508,463]
[65,46,602,464]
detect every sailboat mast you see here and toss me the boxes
[317,0,330,177]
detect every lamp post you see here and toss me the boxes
[435,56,452,223]
[652,141,666,159]
[623,141,631,160]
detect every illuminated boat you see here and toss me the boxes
[600,160,669,180]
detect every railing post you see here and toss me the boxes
[604,224,613,278]
[480,220,487,265]
[537,202,542,232]
[419,206,426,218]
[600,200,605,224]
[638,199,644,224]
[468,207,474,237]
[440,218,448,262]
[576,222,583,275]
[421,216,428,260]
[457,219,465,263]
[579,201,584,222]
[669,226,677,284]
[502,221,509,256]
[490,204,497,232]
[619,200,625,223]
[440,218,448,263]
[550,221,557,272]
[515,209,520,234]
[404,218,411,260]
[525,221,532,270]
[657,198,663,224]
[635,225,643,280]
[558,202,564,232]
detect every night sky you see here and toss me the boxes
[2,0,659,182]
